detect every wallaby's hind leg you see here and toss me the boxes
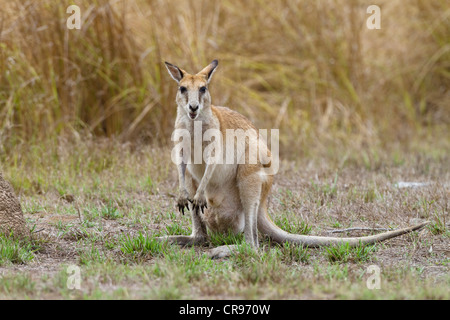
[157,171,208,246]
[237,169,262,248]
[208,168,263,259]
[257,175,273,237]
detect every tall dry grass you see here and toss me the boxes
[0,0,448,160]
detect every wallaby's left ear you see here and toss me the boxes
[165,61,186,83]
[198,60,218,84]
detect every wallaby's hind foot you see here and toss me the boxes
[208,245,239,259]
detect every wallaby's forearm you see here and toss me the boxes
[175,161,191,215]
[177,162,188,196]
[195,163,215,197]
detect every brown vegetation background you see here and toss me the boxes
[0,0,448,160]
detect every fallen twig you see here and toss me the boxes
[328,227,392,234]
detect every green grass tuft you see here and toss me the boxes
[274,216,312,235]
[279,242,310,264]
[208,230,245,247]
[119,232,167,260]
[324,242,377,264]
[0,235,38,266]
[101,202,122,220]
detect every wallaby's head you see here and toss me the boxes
[165,60,218,121]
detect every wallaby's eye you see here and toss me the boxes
[199,86,207,94]
[179,86,187,94]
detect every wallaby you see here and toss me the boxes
[162,59,429,258]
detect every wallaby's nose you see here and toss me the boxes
[189,104,199,112]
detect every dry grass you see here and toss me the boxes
[0,0,449,300]
[0,0,448,157]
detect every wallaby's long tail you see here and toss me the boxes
[258,209,429,247]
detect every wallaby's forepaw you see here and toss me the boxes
[176,189,193,215]
[176,196,191,215]
[192,193,208,214]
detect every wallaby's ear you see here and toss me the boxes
[198,60,218,84]
[165,62,185,83]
